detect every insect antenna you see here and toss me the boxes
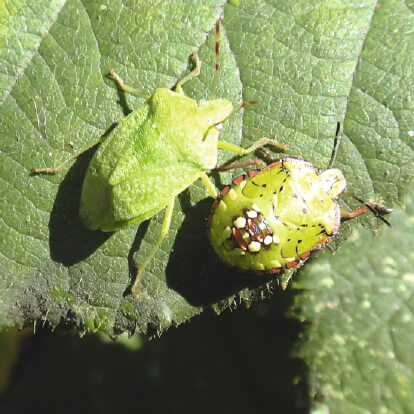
[211,20,220,100]
[203,100,259,141]
[215,100,259,127]
[327,121,341,169]
[352,196,392,227]
[342,195,392,227]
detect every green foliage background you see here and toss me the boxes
[1,0,414,412]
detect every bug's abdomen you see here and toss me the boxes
[208,158,345,274]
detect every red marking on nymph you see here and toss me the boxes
[247,169,259,178]
[312,234,330,250]
[211,199,219,210]
[232,175,245,185]
[269,267,282,274]
[232,228,247,251]
[247,218,264,242]
[300,251,310,260]
[286,261,298,269]
[220,186,230,197]
[257,213,273,235]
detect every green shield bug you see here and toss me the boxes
[32,21,286,293]
[208,123,392,277]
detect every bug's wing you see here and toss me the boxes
[82,158,202,231]
[279,222,331,259]
[92,104,150,179]
[109,164,202,229]
[80,103,151,231]
[241,161,288,200]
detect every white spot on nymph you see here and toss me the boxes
[246,210,257,218]
[248,241,261,252]
[232,248,246,256]
[251,204,261,212]
[217,200,227,212]
[272,235,280,244]
[270,259,282,268]
[228,188,237,200]
[234,217,246,228]
[258,222,266,230]
[242,232,249,240]
[256,262,265,270]
[264,235,272,245]
[223,226,232,239]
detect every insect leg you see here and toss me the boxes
[175,51,201,95]
[216,159,266,172]
[341,201,392,227]
[200,172,218,198]
[130,198,175,294]
[107,69,150,99]
[32,136,103,175]
[217,138,288,157]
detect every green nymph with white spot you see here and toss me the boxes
[208,125,392,276]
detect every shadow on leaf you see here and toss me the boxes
[48,141,114,267]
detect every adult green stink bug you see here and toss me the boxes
[32,21,285,293]
[208,123,392,276]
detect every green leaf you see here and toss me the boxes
[1,0,413,337]
[292,185,414,413]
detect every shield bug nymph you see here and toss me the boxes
[208,123,391,276]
